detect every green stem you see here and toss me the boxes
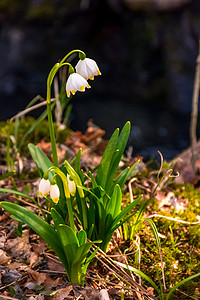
[66,197,76,233]
[60,49,86,65]
[47,101,59,166]
[81,199,88,231]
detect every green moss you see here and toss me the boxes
[0,117,70,154]
[118,181,200,298]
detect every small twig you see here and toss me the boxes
[39,269,67,275]
[148,214,200,225]
[128,177,137,202]
[158,244,166,291]
[3,195,51,214]
[10,97,55,121]
[0,296,20,300]
[157,150,164,182]
[190,41,200,172]
[0,275,27,292]
[91,244,157,300]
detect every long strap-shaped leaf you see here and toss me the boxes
[0,188,40,208]
[96,128,119,190]
[0,202,68,273]
[28,143,53,179]
[96,122,131,196]
[116,261,161,297]
[166,272,200,300]
[57,224,79,273]
[105,122,130,194]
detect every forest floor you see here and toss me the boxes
[0,119,200,300]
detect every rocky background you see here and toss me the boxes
[0,0,200,159]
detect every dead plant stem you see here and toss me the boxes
[190,41,200,172]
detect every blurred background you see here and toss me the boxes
[0,0,199,160]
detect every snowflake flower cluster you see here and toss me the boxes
[39,176,76,204]
[66,57,101,97]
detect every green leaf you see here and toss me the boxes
[130,198,149,240]
[166,272,200,300]
[0,171,15,181]
[116,261,161,297]
[51,208,65,229]
[70,240,101,286]
[113,159,140,192]
[77,230,87,246]
[102,210,137,252]
[57,224,78,271]
[105,122,130,194]
[0,202,68,272]
[111,195,142,230]
[105,184,122,229]
[19,108,51,149]
[145,218,161,250]
[96,128,119,189]
[88,171,98,188]
[28,143,53,179]
[0,188,41,208]
[72,148,83,180]
[111,184,122,219]
[71,242,93,266]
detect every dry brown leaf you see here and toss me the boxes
[0,249,11,265]
[0,231,6,248]
[43,275,63,290]
[50,285,73,300]
[27,269,47,286]
[7,261,29,271]
[46,254,66,273]
[6,229,31,258]
[0,212,10,223]
[36,141,51,155]
[28,251,39,267]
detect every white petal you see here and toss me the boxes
[50,184,60,203]
[67,174,76,196]
[75,58,101,80]
[39,179,50,197]
[66,73,89,97]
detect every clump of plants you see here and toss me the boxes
[0,49,200,299]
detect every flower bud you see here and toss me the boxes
[67,174,76,196]
[39,178,51,197]
[50,184,60,203]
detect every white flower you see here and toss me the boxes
[50,184,60,203]
[75,58,101,80]
[39,178,50,197]
[67,174,76,196]
[66,73,90,97]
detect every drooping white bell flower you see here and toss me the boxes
[39,178,51,197]
[50,184,60,203]
[66,73,90,97]
[67,174,76,196]
[75,58,101,80]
